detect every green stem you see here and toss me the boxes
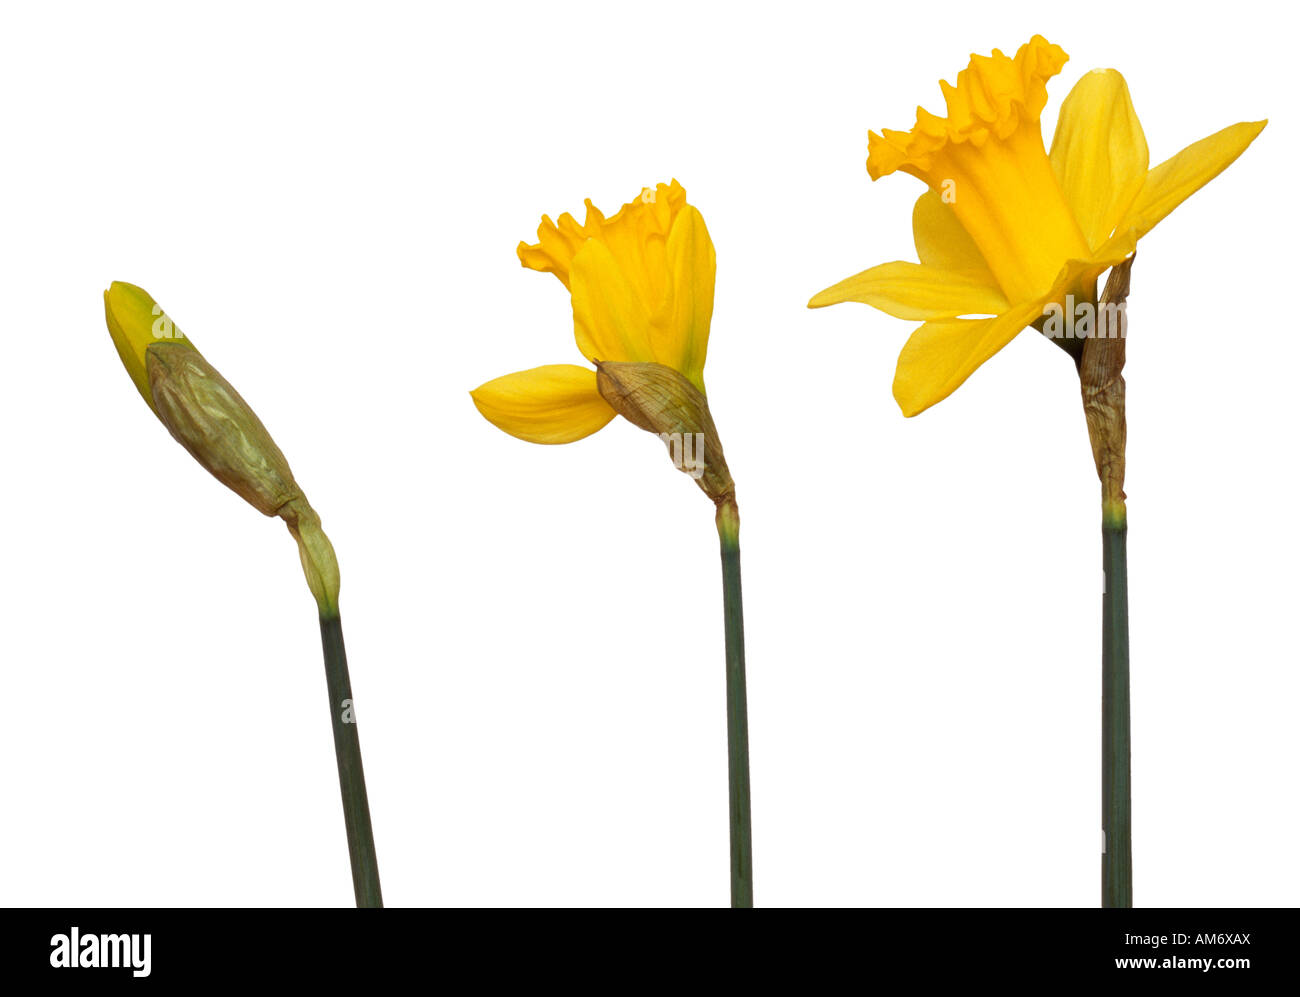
[717,497,753,908]
[318,612,383,908]
[1101,514,1132,908]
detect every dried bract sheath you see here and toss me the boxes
[595,360,734,506]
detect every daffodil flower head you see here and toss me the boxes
[472,180,716,440]
[811,35,1266,416]
[472,181,733,503]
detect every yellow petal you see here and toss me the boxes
[911,191,999,280]
[892,249,1133,416]
[1118,120,1267,240]
[569,240,656,364]
[470,364,616,444]
[809,261,1009,319]
[103,281,194,410]
[892,298,1045,416]
[659,204,716,392]
[1049,69,1149,251]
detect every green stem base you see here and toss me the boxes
[1102,521,1132,908]
[717,497,753,908]
[319,613,383,908]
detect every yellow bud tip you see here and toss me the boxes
[103,281,191,410]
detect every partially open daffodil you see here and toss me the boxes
[471,180,716,444]
[810,35,1266,416]
[471,182,751,905]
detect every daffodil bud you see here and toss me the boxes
[595,360,735,506]
[1080,257,1132,527]
[105,282,341,616]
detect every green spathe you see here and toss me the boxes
[144,339,341,617]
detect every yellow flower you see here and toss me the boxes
[471,180,716,443]
[810,35,1266,416]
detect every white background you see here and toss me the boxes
[1,0,1293,908]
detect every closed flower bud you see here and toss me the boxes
[104,282,340,615]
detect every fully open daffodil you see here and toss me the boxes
[810,35,1266,416]
[471,180,716,444]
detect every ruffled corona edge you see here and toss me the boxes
[517,180,688,287]
[867,35,1068,181]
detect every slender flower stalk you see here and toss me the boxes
[810,37,1265,906]
[471,183,754,906]
[319,613,382,907]
[716,497,752,907]
[1101,521,1131,907]
[103,282,382,907]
